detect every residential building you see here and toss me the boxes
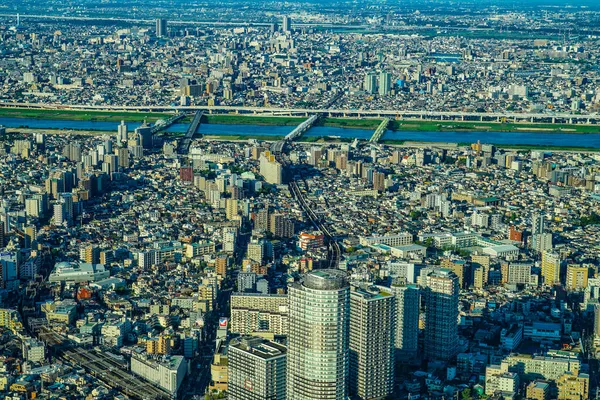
[228,336,287,400]
[230,293,288,336]
[541,251,561,286]
[389,279,419,360]
[423,269,459,361]
[349,285,395,399]
[287,270,349,400]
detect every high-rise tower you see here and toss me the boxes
[287,270,349,400]
[349,285,395,399]
[390,279,420,360]
[423,269,459,361]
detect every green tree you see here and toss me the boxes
[462,388,473,400]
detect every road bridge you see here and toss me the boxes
[150,112,186,134]
[370,118,390,143]
[284,114,319,141]
[177,110,203,155]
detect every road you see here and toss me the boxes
[0,13,371,30]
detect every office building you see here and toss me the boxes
[423,269,459,361]
[228,336,287,400]
[389,279,420,360]
[287,270,349,400]
[136,124,153,150]
[349,285,395,399]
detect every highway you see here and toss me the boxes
[0,13,371,30]
[39,327,171,400]
[1,102,598,125]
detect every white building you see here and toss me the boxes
[485,365,519,396]
[130,352,187,395]
[22,338,45,363]
[48,262,109,283]
[482,245,519,260]
[259,151,282,185]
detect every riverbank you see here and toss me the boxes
[0,108,171,123]
[5,126,600,153]
[3,107,600,134]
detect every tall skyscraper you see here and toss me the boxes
[423,269,459,361]
[228,336,287,400]
[349,285,395,399]
[378,71,392,96]
[390,279,420,360]
[287,270,349,400]
[364,72,377,94]
[156,18,167,37]
[282,16,292,33]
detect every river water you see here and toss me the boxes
[1,117,599,148]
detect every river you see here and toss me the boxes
[1,117,600,148]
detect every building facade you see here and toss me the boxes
[423,269,459,361]
[228,336,287,400]
[287,270,349,400]
[349,285,395,399]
